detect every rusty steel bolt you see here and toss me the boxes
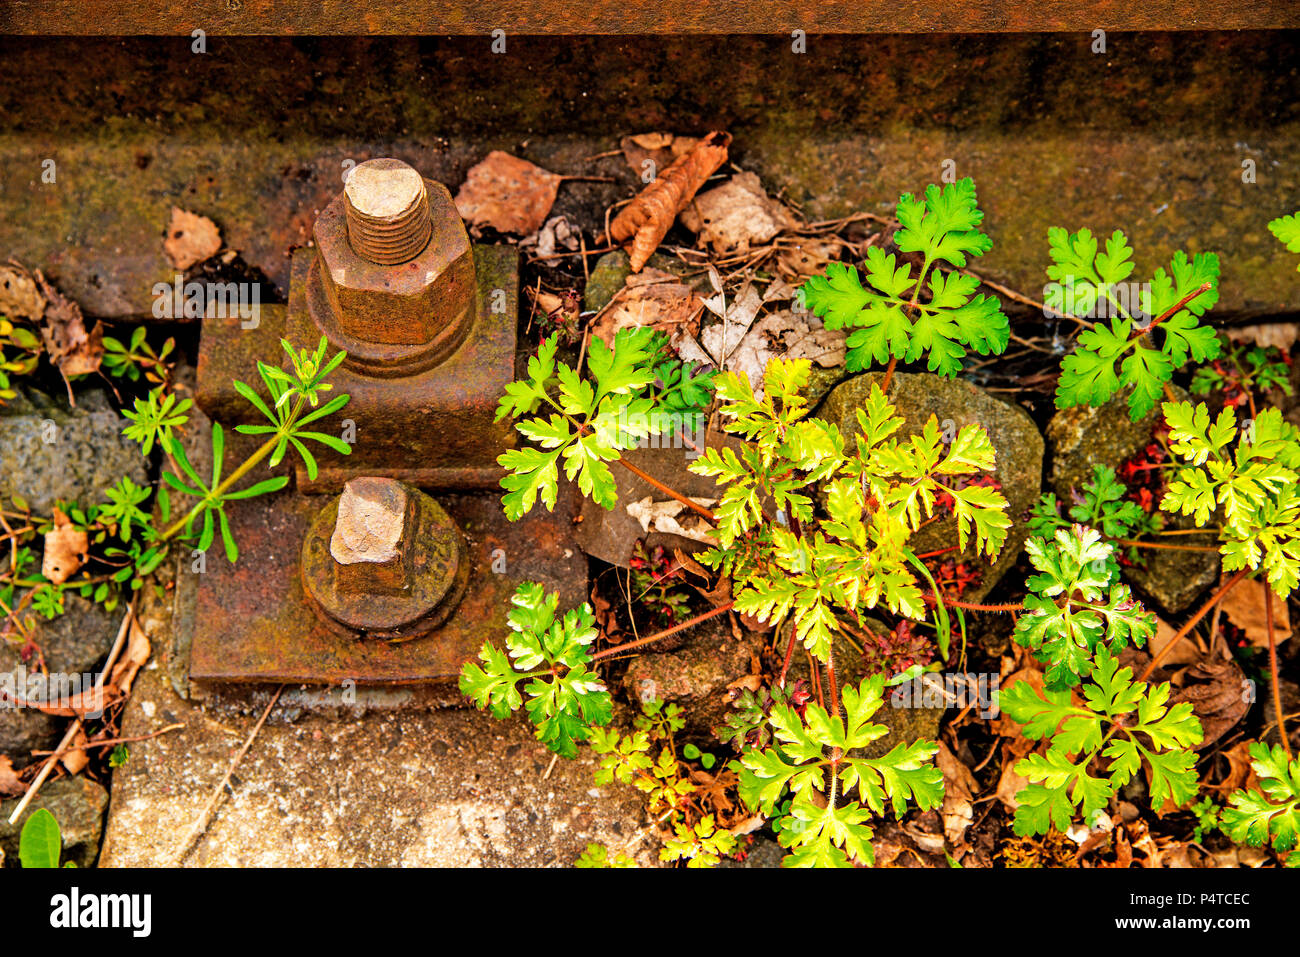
[329,477,415,596]
[308,158,477,376]
[343,160,433,265]
[301,477,469,640]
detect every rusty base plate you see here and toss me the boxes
[194,244,519,493]
[182,488,586,686]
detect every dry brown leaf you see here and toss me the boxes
[1210,740,1256,795]
[1149,616,1205,668]
[1219,575,1290,649]
[590,268,703,348]
[680,171,799,254]
[454,151,561,236]
[0,755,22,796]
[41,507,88,585]
[936,741,977,846]
[1168,658,1250,750]
[0,262,47,320]
[777,237,842,278]
[1226,322,1298,353]
[36,271,102,383]
[726,674,764,695]
[61,726,89,775]
[625,496,717,544]
[109,615,152,698]
[995,737,1037,813]
[164,206,222,270]
[610,131,731,272]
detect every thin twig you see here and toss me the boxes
[172,684,284,865]
[32,723,185,757]
[1139,570,1249,681]
[614,457,717,523]
[592,602,734,662]
[1265,586,1292,759]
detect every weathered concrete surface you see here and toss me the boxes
[0,35,1297,320]
[99,663,658,867]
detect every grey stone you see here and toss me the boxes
[1,594,117,768]
[0,708,59,771]
[4,594,119,678]
[783,626,945,759]
[815,371,1045,603]
[1045,386,1219,613]
[1,776,109,868]
[583,250,688,313]
[621,621,760,740]
[584,251,634,313]
[0,385,148,515]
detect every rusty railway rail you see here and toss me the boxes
[2,0,1298,35]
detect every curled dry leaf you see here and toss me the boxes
[41,507,88,585]
[454,150,561,236]
[610,131,731,272]
[590,268,703,348]
[0,261,47,320]
[625,496,716,544]
[108,615,152,698]
[36,271,103,384]
[527,215,582,260]
[1206,739,1255,795]
[679,171,799,255]
[995,736,1037,814]
[61,726,89,775]
[1167,658,1250,750]
[163,206,222,270]
[936,741,978,846]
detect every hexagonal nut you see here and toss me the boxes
[313,179,476,347]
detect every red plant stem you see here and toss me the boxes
[880,356,898,394]
[1265,586,1293,759]
[615,457,716,523]
[592,601,734,661]
[1132,281,1213,339]
[1114,539,1221,553]
[912,545,960,560]
[1139,569,1250,681]
[922,594,1023,612]
[825,646,841,719]
[778,630,799,688]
